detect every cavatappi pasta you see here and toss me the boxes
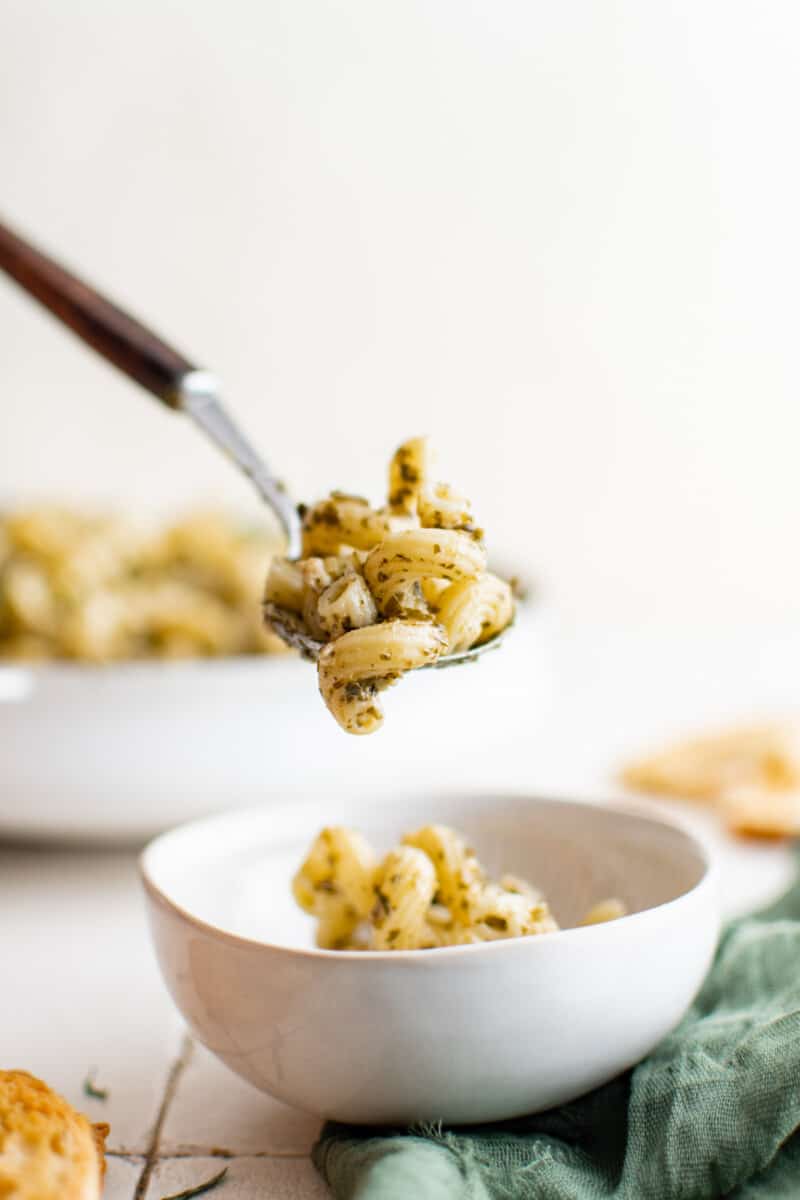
[293,824,627,950]
[263,438,515,734]
[0,508,284,661]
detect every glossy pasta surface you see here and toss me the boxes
[293,824,628,951]
[263,437,515,733]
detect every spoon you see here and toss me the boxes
[0,217,509,667]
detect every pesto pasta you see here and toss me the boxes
[263,437,515,734]
[0,508,284,661]
[293,824,627,951]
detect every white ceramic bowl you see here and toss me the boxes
[0,612,542,841]
[141,794,718,1125]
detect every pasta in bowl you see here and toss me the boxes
[293,824,625,950]
[141,794,718,1124]
[263,438,515,733]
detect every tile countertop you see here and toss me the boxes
[2,622,797,1199]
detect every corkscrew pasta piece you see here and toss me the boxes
[580,898,628,925]
[387,437,431,515]
[292,827,378,949]
[2,560,58,640]
[402,825,486,924]
[363,529,487,616]
[432,573,515,654]
[316,573,379,640]
[375,578,430,621]
[418,482,480,536]
[371,847,438,949]
[420,578,451,606]
[471,884,559,940]
[263,557,305,614]
[263,437,515,733]
[301,494,392,557]
[498,874,543,899]
[299,559,337,641]
[318,621,448,734]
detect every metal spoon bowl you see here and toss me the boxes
[263,602,512,667]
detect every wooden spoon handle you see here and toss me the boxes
[0,218,195,407]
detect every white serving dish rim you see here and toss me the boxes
[140,795,716,964]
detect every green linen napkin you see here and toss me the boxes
[313,862,800,1200]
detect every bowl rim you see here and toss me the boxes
[140,794,717,964]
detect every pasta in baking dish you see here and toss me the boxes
[0,508,284,661]
[293,824,626,951]
[263,438,515,734]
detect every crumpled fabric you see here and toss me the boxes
[313,860,800,1199]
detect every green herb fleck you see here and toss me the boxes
[161,1166,228,1200]
[485,916,508,931]
[83,1069,109,1101]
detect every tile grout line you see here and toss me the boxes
[133,1033,194,1200]
[157,1148,311,1161]
[109,1148,311,1162]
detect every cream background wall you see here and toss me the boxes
[2,1,798,625]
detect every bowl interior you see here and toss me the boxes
[143,795,709,952]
